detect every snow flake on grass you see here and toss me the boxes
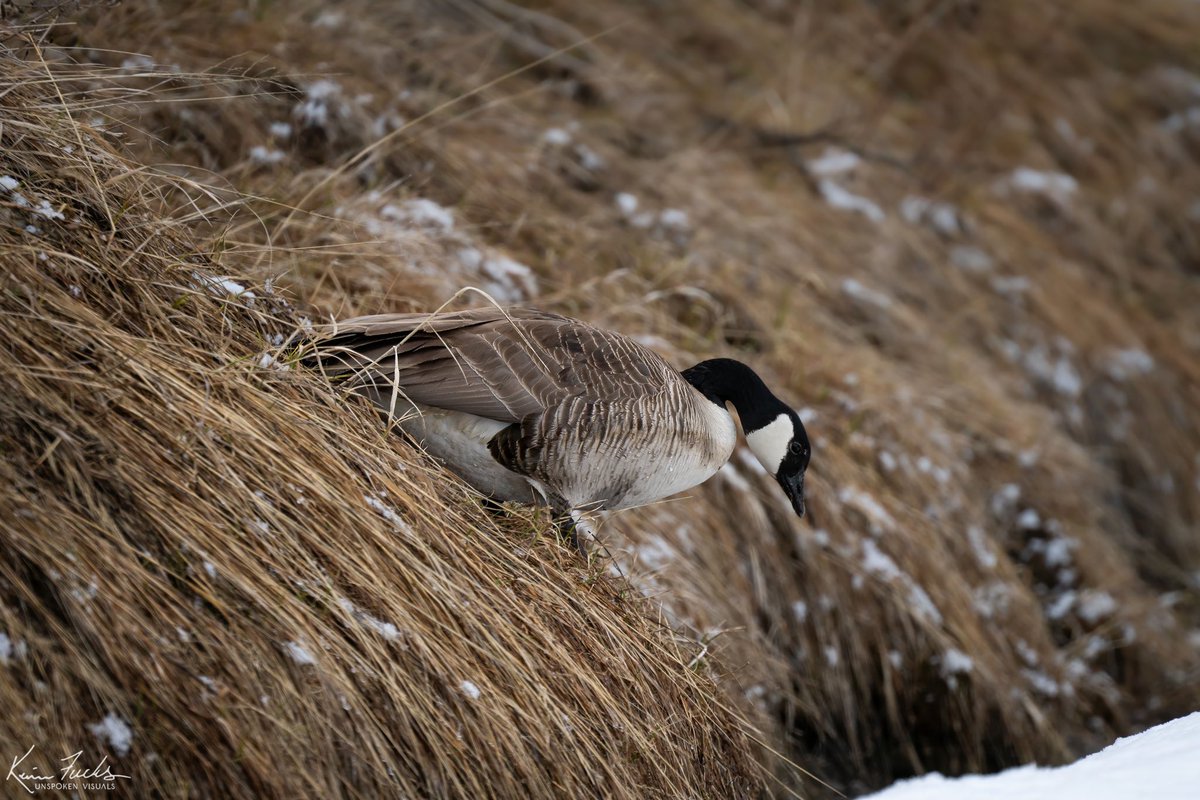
[383,197,455,231]
[33,200,64,220]
[900,195,964,235]
[1017,508,1042,530]
[1007,167,1079,202]
[635,535,674,571]
[364,495,413,534]
[542,127,572,146]
[89,712,133,756]
[950,245,994,273]
[459,680,481,700]
[0,176,19,191]
[1078,590,1117,624]
[268,121,293,138]
[1103,348,1155,381]
[819,179,885,222]
[967,525,997,569]
[808,147,861,176]
[939,648,974,688]
[295,79,344,128]
[841,278,893,309]
[0,632,29,664]
[862,539,903,581]
[192,271,257,305]
[336,597,402,642]
[791,600,808,623]
[973,582,1011,619]
[283,640,317,666]
[249,146,286,165]
[839,486,896,535]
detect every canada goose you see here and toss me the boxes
[307,307,810,551]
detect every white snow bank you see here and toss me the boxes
[863,712,1200,800]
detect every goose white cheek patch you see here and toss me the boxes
[746,414,792,476]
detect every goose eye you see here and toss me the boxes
[788,441,804,455]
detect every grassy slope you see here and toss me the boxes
[3,0,1200,797]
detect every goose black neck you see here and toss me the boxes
[682,358,788,432]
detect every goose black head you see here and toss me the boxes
[746,409,810,518]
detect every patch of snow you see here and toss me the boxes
[878,451,897,472]
[364,495,413,534]
[574,144,605,172]
[1039,536,1076,568]
[941,648,974,674]
[808,147,861,176]
[269,121,292,138]
[991,275,1032,296]
[791,601,808,623]
[819,179,885,222]
[862,539,902,581]
[192,271,256,304]
[908,585,943,625]
[900,195,964,235]
[382,197,455,232]
[336,597,402,641]
[284,641,317,666]
[841,278,892,309]
[862,712,1200,800]
[313,10,344,29]
[940,648,974,687]
[249,146,286,165]
[120,54,154,72]
[950,245,994,273]
[967,525,997,569]
[89,713,133,756]
[658,208,689,230]
[1017,509,1041,530]
[295,80,343,127]
[0,176,18,191]
[1162,107,1200,133]
[1008,167,1079,202]
[839,486,896,535]
[973,582,1011,619]
[1078,591,1117,624]
[542,127,571,146]
[1048,591,1077,620]
[1103,348,1155,381]
[615,192,639,216]
[1024,667,1065,697]
[459,680,481,700]
[824,646,840,667]
[33,200,64,220]
[478,252,538,302]
[636,535,674,571]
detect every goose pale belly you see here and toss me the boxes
[376,397,539,504]
[369,393,737,512]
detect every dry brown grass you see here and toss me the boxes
[3,0,1200,797]
[0,44,761,799]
